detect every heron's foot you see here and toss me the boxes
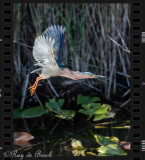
[28,85,37,96]
[28,77,41,96]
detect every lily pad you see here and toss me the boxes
[13,109,23,119]
[21,106,46,118]
[46,99,75,120]
[93,134,127,156]
[98,144,127,155]
[71,139,84,150]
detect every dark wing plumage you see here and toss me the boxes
[42,25,66,68]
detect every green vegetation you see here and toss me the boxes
[69,133,127,156]
[77,94,115,121]
[14,94,115,122]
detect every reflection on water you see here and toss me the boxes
[14,127,130,156]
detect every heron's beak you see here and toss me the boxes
[90,74,105,78]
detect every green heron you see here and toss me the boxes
[29,25,104,96]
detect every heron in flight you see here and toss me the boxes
[29,25,104,96]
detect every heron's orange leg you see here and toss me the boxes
[28,77,41,96]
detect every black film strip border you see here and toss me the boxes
[1,1,142,160]
[132,2,141,160]
[3,2,13,160]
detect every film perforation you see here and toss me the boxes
[3,27,11,31]
[133,158,140,160]
[4,19,11,23]
[4,117,11,121]
[133,43,140,47]
[4,68,11,72]
[4,44,11,48]
[133,117,140,121]
[133,125,141,129]
[4,85,11,88]
[3,134,11,138]
[3,52,11,56]
[4,35,11,39]
[4,93,11,96]
[3,3,12,7]
[133,84,140,88]
[4,109,11,113]
[4,142,11,146]
[4,76,11,80]
[133,19,140,23]
[4,126,11,130]
[133,93,140,96]
[3,101,11,105]
[3,10,11,14]
[4,60,11,64]
[132,2,141,7]
[133,34,140,39]
[133,75,140,80]
[133,142,140,145]
[133,26,141,31]
[133,10,140,14]
[133,60,140,63]
[133,134,140,138]
[133,68,140,71]
[133,51,140,55]
[133,101,140,105]
[133,150,140,153]
[133,109,140,113]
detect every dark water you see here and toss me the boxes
[14,126,130,156]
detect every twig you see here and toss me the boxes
[84,80,101,92]
[20,73,30,109]
[13,40,33,49]
[47,79,59,98]
[116,27,130,52]
[49,120,60,135]
[23,118,30,133]
[107,35,130,53]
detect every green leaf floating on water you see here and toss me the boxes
[21,106,46,118]
[46,98,63,111]
[14,109,23,119]
[46,99,75,120]
[14,107,46,119]
[93,134,127,156]
[98,144,127,155]
[55,110,75,120]
[77,94,115,121]
[71,139,84,149]
[71,139,86,156]
[94,134,110,146]
[77,94,101,105]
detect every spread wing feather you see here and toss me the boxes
[42,25,66,67]
[32,35,58,68]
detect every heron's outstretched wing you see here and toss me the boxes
[32,35,59,69]
[42,25,66,68]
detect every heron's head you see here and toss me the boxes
[80,72,101,79]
